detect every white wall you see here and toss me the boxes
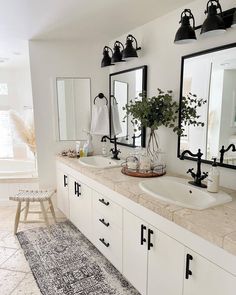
[29,40,107,187]
[0,66,33,114]
[108,0,236,189]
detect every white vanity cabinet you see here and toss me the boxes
[123,210,185,295]
[69,175,93,241]
[56,167,70,217]
[183,249,236,295]
[56,160,236,295]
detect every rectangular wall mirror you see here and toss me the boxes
[109,66,147,148]
[178,43,236,170]
[56,77,91,141]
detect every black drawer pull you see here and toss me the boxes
[63,175,68,187]
[99,198,110,206]
[74,182,81,197]
[148,229,154,250]
[74,181,78,195]
[99,238,110,248]
[141,224,146,245]
[99,218,110,227]
[185,253,193,279]
[77,183,81,196]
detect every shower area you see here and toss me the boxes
[0,40,38,202]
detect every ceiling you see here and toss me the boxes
[0,0,192,42]
[0,0,193,68]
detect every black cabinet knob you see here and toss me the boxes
[63,175,68,187]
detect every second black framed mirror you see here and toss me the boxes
[109,65,147,148]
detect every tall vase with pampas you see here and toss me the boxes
[9,110,37,173]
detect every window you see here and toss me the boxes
[0,83,8,95]
[0,111,13,158]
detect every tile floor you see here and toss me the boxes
[0,202,66,295]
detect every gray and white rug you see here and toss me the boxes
[17,221,140,295]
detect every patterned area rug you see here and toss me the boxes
[17,221,140,295]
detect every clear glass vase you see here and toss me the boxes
[147,129,166,171]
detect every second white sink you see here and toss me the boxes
[78,155,120,169]
[139,176,232,210]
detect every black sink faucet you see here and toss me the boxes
[180,149,208,188]
[219,144,236,164]
[101,135,121,160]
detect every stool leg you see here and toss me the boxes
[40,201,50,228]
[48,199,56,223]
[14,201,21,235]
[24,201,29,221]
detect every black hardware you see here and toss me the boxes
[99,218,110,227]
[74,181,78,195]
[94,93,108,105]
[101,135,121,160]
[77,183,81,196]
[98,198,110,206]
[148,229,154,250]
[219,144,236,164]
[99,238,110,248]
[141,224,147,245]
[185,253,193,279]
[180,149,208,188]
[63,175,68,187]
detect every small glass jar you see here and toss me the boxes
[139,153,151,173]
[126,155,139,171]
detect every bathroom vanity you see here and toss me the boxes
[56,156,236,295]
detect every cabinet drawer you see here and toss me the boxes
[93,212,122,272]
[92,190,122,229]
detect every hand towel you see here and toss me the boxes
[90,104,109,135]
[111,101,122,136]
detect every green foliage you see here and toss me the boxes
[123,89,207,136]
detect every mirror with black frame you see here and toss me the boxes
[109,66,147,148]
[56,77,91,141]
[178,43,236,170]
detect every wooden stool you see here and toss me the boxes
[9,190,57,234]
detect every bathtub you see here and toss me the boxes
[0,159,36,178]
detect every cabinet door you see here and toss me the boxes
[69,176,92,240]
[56,168,69,217]
[123,210,148,295]
[147,226,185,295]
[183,249,236,295]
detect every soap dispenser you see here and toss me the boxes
[83,130,94,156]
[207,158,220,193]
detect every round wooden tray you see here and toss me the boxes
[121,166,166,178]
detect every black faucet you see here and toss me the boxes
[101,135,121,160]
[180,149,208,188]
[219,144,236,164]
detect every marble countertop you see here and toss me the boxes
[57,156,236,256]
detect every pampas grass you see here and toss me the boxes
[9,110,36,153]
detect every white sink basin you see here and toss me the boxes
[78,155,120,169]
[139,176,232,210]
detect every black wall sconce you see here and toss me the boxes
[232,9,236,27]
[111,41,125,63]
[123,34,141,58]
[101,46,114,68]
[101,34,141,67]
[174,0,236,44]
[174,9,196,44]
